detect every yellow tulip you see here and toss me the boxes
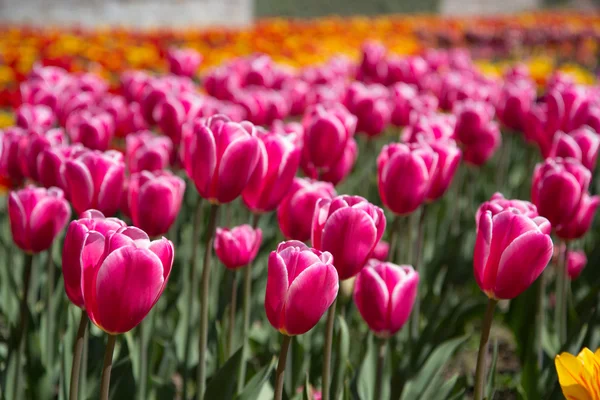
[555,347,600,400]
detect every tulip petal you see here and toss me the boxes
[148,238,174,280]
[353,267,389,334]
[217,136,259,203]
[65,160,94,215]
[389,270,419,334]
[555,353,593,400]
[265,251,289,331]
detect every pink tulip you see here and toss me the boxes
[555,193,600,240]
[425,138,462,202]
[353,260,419,336]
[64,150,126,216]
[62,210,127,308]
[98,94,148,138]
[153,93,201,145]
[19,127,65,181]
[214,225,263,270]
[302,138,358,186]
[454,100,501,166]
[386,55,429,86]
[474,208,553,299]
[476,193,538,225]
[265,241,338,335]
[125,131,173,173]
[402,113,455,143]
[549,128,600,171]
[181,114,261,204]
[524,92,565,158]
[167,48,203,78]
[121,70,152,103]
[82,226,174,334]
[125,170,185,237]
[369,240,390,261]
[8,185,71,253]
[15,104,56,131]
[20,80,61,112]
[345,83,391,138]
[390,83,438,127]
[37,144,88,191]
[277,178,336,242]
[57,91,96,127]
[356,41,388,84]
[66,109,115,151]
[378,142,438,215]
[567,250,587,280]
[495,80,535,132]
[531,157,591,229]
[242,130,301,213]
[0,127,27,182]
[312,195,386,280]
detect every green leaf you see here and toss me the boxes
[357,334,376,400]
[237,357,275,400]
[204,347,243,400]
[330,315,349,400]
[302,373,311,400]
[486,339,499,400]
[401,336,468,400]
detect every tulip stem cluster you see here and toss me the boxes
[196,204,220,399]
[555,240,569,345]
[69,310,88,400]
[321,296,338,400]
[474,298,497,400]
[12,253,33,400]
[274,335,292,400]
[100,335,117,400]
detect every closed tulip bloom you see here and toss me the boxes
[57,91,96,127]
[567,250,587,280]
[277,178,336,242]
[0,127,26,182]
[378,142,438,215]
[125,170,185,237]
[345,83,391,137]
[8,185,71,253]
[312,195,386,280]
[402,113,456,143]
[214,225,262,270]
[353,260,419,337]
[19,127,65,181]
[65,150,126,216]
[474,208,553,299]
[555,193,600,240]
[181,114,261,204]
[476,192,538,225]
[265,241,338,335]
[317,138,358,186]
[153,94,195,145]
[37,144,88,190]
[82,226,174,334]
[369,240,390,261]
[426,138,462,201]
[16,104,56,131]
[531,157,591,229]
[125,131,173,173]
[242,130,301,213]
[524,92,565,158]
[62,210,126,308]
[495,81,535,132]
[167,48,203,78]
[549,128,600,171]
[66,109,115,151]
[454,100,501,166]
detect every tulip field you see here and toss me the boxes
[2,11,600,400]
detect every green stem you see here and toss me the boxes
[474,298,497,400]
[555,240,569,346]
[196,204,220,400]
[274,335,292,400]
[80,326,88,400]
[321,296,338,400]
[12,253,33,400]
[227,271,238,358]
[410,205,427,340]
[373,338,388,400]
[69,309,88,400]
[535,271,546,369]
[182,197,203,400]
[388,215,401,263]
[46,243,56,372]
[100,335,117,400]
[139,319,149,400]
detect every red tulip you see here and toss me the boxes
[214,225,262,269]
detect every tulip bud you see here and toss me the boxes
[242,130,301,213]
[378,142,438,215]
[354,260,419,337]
[496,81,535,132]
[549,128,600,171]
[555,193,600,240]
[82,226,174,334]
[356,41,388,84]
[312,195,386,280]
[8,185,71,253]
[265,241,338,335]
[16,104,56,131]
[567,250,587,280]
[454,100,501,166]
[19,127,65,181]
[62,210,127,308]
[345,83,391,138]
[277,178,336,242]
[474,208,553,299]
[125,131,173,173]
[64,150,126,216]
[303,138,358,186]
[125,170,185,237]
[214,225,262,270]
[66,109,115,151]
[181,114,261,204]
[167,48,203,78]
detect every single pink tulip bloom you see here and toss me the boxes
[62,210,126,308]
[474,208,553,299]
[167,48,203,78]
[549,128,600,171]
[242,130,301,213]
[426,138,462,202]
[567,250,587,280]
[16,104,56,131]
[402,113,456,143]
[302,138,358,186]
[66,109,115,151]
[495,81,536,132]
[531,157,591,229]
[214,225,262,270]
[312,195,386,280]
[125,170,185,237]
[19,127,65,181]
[345,83,391,138]
[454,100,501,166]
[153,93,201,146]
[181,114,261,204]
[369,240,390,261]
[20,80,60,113]
[378,142,438,215]
[277,178,336,242]
[37,144,88,191]
[125,131,173,173]
[524,92,565,158]
[121,70,152,103]
[82,226,174,334]
[555,193,600,240]
[8,185,71,253]
[265,241,338,335]
[57,91,96,127]
[476,192,538,225]
[386,55,429,86]
[354,260,419,337]
[0,127,27,182]
[64,150,126,216]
